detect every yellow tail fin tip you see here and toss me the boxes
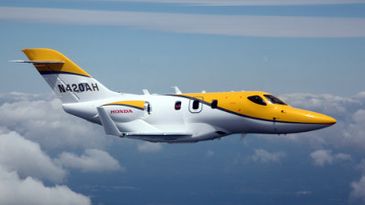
[22,48,91,77]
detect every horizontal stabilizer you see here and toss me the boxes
[10,60,64,64]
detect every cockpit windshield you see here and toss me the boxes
[264,95,287,105]
[247,95,267,106]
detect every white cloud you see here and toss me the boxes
[0,93,121,204]
[0,92,46,105]
[310,150,333,166]
[110,0,365,6]
[0,93,109,150]
[0,130,66,183]
[0,7,365,38]
[205,150,215,158]
[351,159,365,203]
[295,190,312,196]
[355,159,365,173]
[0,165,90,205]
[250,149,285,163]
[282,93,357,117]
[57,149,122,172]
[336,153,353,161]
[137,142,162,153]
[351,176,365,204]
[310,149,351,167]
[258,92,365,204]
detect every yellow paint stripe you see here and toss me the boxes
[178,92,334,124]
[22,48,91,77]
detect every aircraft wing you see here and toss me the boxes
[97,107,191,138]
[97,106,121,136]
[123,132,191,137]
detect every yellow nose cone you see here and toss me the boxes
[311,113,336,125]
[301,110,336,125]
[284,108,336,125]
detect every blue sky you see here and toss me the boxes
[0,1,365,205]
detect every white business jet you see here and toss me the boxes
[13,48,336,143]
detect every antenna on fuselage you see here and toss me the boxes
[142,89,151,95]
[173,86,182,94]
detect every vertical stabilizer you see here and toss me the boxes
[22,48,118,103]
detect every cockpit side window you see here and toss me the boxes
[264,95,287,105]
[247,95,267,106]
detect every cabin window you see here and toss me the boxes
[175,101,182,110]
[247,95,267,106]
[264,95,287,105]
[211,100,218,109]
[192,100,200,110]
